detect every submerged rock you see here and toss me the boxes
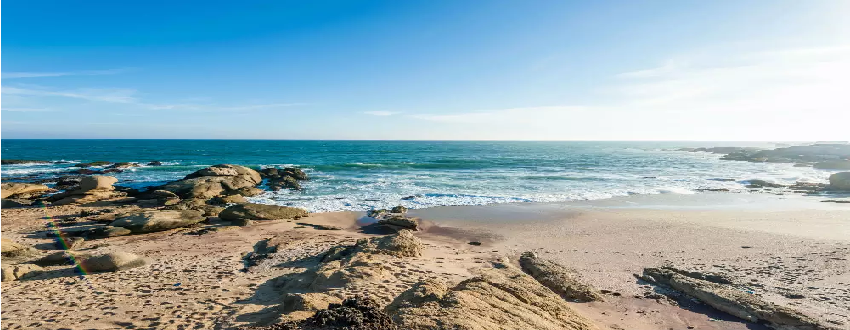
[109,210,205,233]
[1,159,50,165]
[519,252,604,302]
[74,161,112,168]
[641,266,822,330]
[219,203,308,221]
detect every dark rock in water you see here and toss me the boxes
[282,167,309,180]
[146,161,163,166]
[719,144,850,164]
[641,266,822,330]
[262,167,308,191]
[828,172,850,191]
[1,159,50,165]
[74,161,112,168]
[813,160,850,170]
[744,179,785,189]
[102,168,124,174]
[71,169,104,175]
[106,162,140,169]
[519,251,605,302]
[219,203,308,221]
[268,176,301,191]
[708,178,736,182]
[401,195,420,200]
[468,241,482,246]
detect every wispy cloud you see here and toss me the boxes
[363,111,400,116]
[1,108,53,112]
[147,102,309,111]
[2,68,131,79]
[2,86,139,103]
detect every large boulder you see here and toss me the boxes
[387,265,598,330]
[829,172,850,191]
[79,252,148,272]
[78,175,118,192]
[1,238,38,258]
[261,167,308,191]
[641,267,821,330]
[355,229,423,258]
[160,164,262,199]
[109,210,205,233]
[519,252,604,302]
[1,264,44,282]
[49,175,125,205]
[219,203,307,221]
[1,183,50,199]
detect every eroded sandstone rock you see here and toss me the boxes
[109,210,205,233]
[519,251,604,302]
[219,203,308,221]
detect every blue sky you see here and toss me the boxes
[2,0,849,140]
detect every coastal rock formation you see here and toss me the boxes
[641,266,822,330]
[48,175,126,205]
[261,167,309,191]
[83,226,132,239]
[355,229,423,258]
[219,203,308,222]
[74,161,112,167]
[387,265,599,330]
[160,164,262,199]
[79,252,149,272]
[813,160,850,170]
[281,292,344,313]
[1,238,38,259]
[367,208,420,232]
[519,252,604,302]
[1,182,51,199]
[1,159,50,165]
[109,210,205,233]
[1,264,44,282]
[106,162,140,169]
[247,297,398,330]
[829,172,850,191]
[745,179,785,189]
[716,144,850,164]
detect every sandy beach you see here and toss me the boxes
[2,191,848,330]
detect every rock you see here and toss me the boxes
[1,238,35,258]
[159,164,262,199]
[74,161,112,167]
[213,194,247,204]
[390,205,407,213]
[828,172,850,191]
[297,222,342,230]
[219,203,308,221]
[401,195,417,200]
[282,292,343,313]
[255,297,397,330]
[55,237,85,250]
[377,215,419,232]
[468,241,482,246]
[146,161,163,166]
[1,264,44,282]
[813,160,850,170]
[282,167,309,180]
[387,266,598,330]
[79,252,148,272]
[34,251,91,266]
[70,169,104,175]
[719,144,850,164]
[106,162,140,169]
[109,210,205,233]
[269,176,301,190]
[367,209,389,218]
[519,252,604,302]
[233,218,254,226]
[102,168,124,174]
[1,182,50,199]
[641,267,821,330]
[83,226,133,239]
[355,230,423,258]
[78,175,118,192]
[745,179,784,189]
[1,159,49,165]
[234,187,264,197]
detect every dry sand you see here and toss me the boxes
[2,193,849,329]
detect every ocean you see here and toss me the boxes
[0,140,833,212]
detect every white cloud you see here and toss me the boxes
[2,68,130,79]
[410,45,850,140]
[363,111,400,116]
[2,86,139,103]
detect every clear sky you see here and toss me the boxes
[2,0,849,140]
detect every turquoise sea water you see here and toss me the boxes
[0,140,834,212]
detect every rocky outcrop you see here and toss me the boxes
[83,226,132,239]
[261,167,309,191]
[641,266,823,330]
[1,238,38,259]
[813,160,850,170]
[1,264,44,282]
[1,182,51,199]
[79,252,148,272]
[745,179,785,189]
[828,172,850,191]
[146,161,163,166]
[248,297,398,330]
[355,229,423,258]
[106,162,140,169]
[159,164,262,199]
[109,210,205,233]
[387,265,598,330]
[48,175,126,205]
[219,203,307,222]
[716,144,850,164]
[74,161,112,167]
[519,252,604,302]
[1,159,50,165]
